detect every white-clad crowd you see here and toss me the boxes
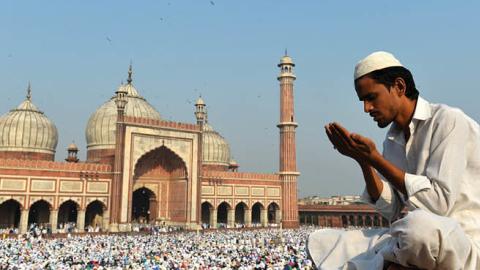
[0,227,315,269]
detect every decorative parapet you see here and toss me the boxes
[124,116,201,132]
[0,158,112,173]
[201,170,281,181]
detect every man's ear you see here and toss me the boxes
[394,77,407,97]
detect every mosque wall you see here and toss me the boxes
[201,171,282,218]
[0,173,111,210]
[0,159,113,232]
[0,160,113,211]
[200,184,281,208]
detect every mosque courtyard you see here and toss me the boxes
[0,227,316,269]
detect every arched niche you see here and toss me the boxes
[85,200,107,229]
[0,199,22,229]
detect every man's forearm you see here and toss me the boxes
[359,162,383,202]
[369,152,407,195]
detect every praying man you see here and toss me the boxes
[307,51,480,270]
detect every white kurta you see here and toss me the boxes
[308,97,480,270]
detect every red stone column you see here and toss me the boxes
[277,55,299,229]
[110,87,128,231]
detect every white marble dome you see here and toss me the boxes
[0,88,58,154]
[85,77,161,150]
[202,123,231,166]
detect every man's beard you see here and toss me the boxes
[377,119,392,128]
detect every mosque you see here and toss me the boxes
[0,54,299,233]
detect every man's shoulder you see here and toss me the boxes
[430,102,467,123]
[428,102,479,134]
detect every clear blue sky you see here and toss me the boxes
[1,1,479,198]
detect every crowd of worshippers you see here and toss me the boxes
[0,227,315,269]
[202,223,280,229]
[0,223,186,239]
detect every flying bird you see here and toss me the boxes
[210,1,215,6]
[106,36,112,43]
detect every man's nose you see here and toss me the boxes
[364,101,372,113]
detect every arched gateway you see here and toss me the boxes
[132,146,188,224]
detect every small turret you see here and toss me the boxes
[66,142,79,163]
[194,96,206,125]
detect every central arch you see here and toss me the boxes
[133,146,188,223]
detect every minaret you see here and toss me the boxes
[194,96,206,125]
[194,95,206,225]
[277,52,299,228]
[110,68,129,232]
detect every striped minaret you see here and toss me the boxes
[277,52,299,228]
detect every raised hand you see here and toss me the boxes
[325,122,379,164]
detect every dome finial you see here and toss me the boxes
[285,48,288,56]
[26,82,32,101]
[127,62,133,84]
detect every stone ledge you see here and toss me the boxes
[0,158,112,172]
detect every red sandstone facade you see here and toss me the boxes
[0,55,300,232]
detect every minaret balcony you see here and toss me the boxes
[276,121,298,128]
[277,74,296,80]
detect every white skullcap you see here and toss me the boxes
[354,51,403,80]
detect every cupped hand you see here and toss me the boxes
[324,122,379,163]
